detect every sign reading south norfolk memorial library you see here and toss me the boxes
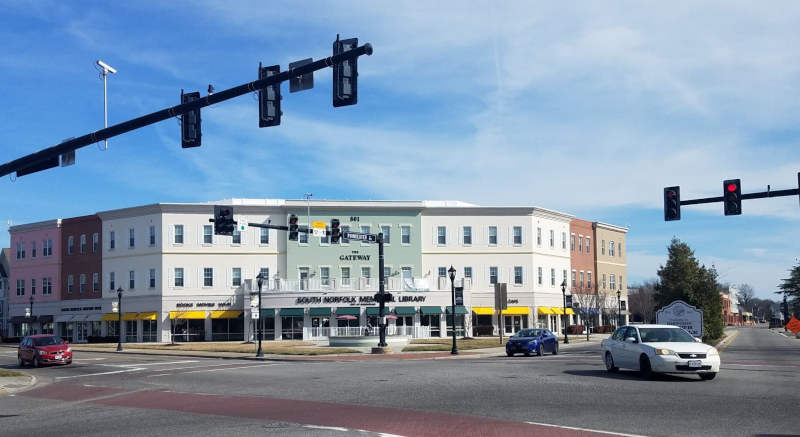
[656,300,704,337]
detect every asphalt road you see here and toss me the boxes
[0,328,798,437]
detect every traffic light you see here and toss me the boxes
[330,219,341,243]
[213,205,235,236]
[723,179,741,216]
[288,214,299,241]
[664,186,681,221]
[565,295,573,308]
[258,63,281,127]
[333,36,359,107]
[181,90,201,148]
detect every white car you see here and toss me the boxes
[600,324,720,380]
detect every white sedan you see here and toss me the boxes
[600,324,720,380]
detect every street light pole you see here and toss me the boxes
[29,294,34,335]
[561,280,569,344]
[449,265,458,355]
[256,274,264,358]
[96,60,116,150]
[116,287,123,352]
[617,289,622,328]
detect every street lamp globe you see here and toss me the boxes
[448,265,456,282]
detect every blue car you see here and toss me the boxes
[505,328,559,357]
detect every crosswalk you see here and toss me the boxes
[54,359,281,380]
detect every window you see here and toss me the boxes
[80,234,86,253]
[110,231,116,249]
[383,267,390,283]
[489,267,498,285]
[129,228,135,248]
[602,274,607,290]
[110,272,116,290]
[67,275,73,293]
[549,230,554,247]
[536,227,542,246]
[571,270,576,286]
[93,273,99,291]
[551,268,556,286]
[361,267,371,279]
[587,272,592,289]
[570,233,575,251]
[463,226,472,245]
[92,233,99,252]
[258,268,269,283]
[381,226,390,244]
[149,225,156,245]
[42,277,52,295]
[619,275,623,290]
[31,241,36,258]
[232,229,241,244]
[601,240,605,255]
[610,274,616,290]
[44,239,52,257]
[320,267,330,286]
[619,243,623,257]
[79,274,86,293]
[464,267,472,279]
[16,279,24,296]
[514,266,523,285]
[232,268,241,287]
[341,225,351,244]
[67,236,74,254]
[129,270,135,289]
[609,241,615,257]
[437,226,446,245]
[514,226,523,245]
[299,228,308,244]
[563,269,568,286]
[16,242,24,259]
[537,267,542,285]
[562,232,566,249]
[579,271,584,288]
[341,267,351,286]
[400,226,410,244]
[438,267,447,278]
[260,228,269,244]
[579,235,584,253]
[31,278,36,295]
[174,268,184,287]
[204,268,213,287]
[174,225,184,244]
[586,237,591,253]
[149,269,156,288]
[488,226,498,245]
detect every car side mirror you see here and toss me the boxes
[694,337,702,343]
[624,337,638,343]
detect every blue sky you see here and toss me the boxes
[1,1,798,299]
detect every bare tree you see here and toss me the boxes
[737,283,755,310]
[629,281,658,323]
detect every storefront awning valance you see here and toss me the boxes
[502,307,530,316]
[472,307,494,315]
[279,308,304,317]
[122,312,139,321]
[309,307,332,317]
[55,315,74,323]
[101,313,118,321]
[38,315,54,323]
[10,316,35,323]
[537,307,553,315]
[550,307,564,315]
[210,310,242,319]
[136,312,158,320]
[394,306,417,316]
[366,307,381,316]
[565,308,575,315]
[336,307,361,316]
[169,311,207,319]
[261,309,275,318]
[446,306,469,315]
[420,306,442,315]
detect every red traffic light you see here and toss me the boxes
[727,183,738,192]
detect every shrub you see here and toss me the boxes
[567,325,585,335]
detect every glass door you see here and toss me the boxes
[76,322,88,342]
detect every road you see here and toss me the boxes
[0,328,798,437]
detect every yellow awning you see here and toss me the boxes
[565,308,575,315]
[472,307,494,315]
[122,312,139,321]
[210,310,243,319]
[169,310,207,319]
[537,307,553,315]
[550,307,565,315]
[137,311,158,320]
[502,307,530,315]
[101,313,118,321]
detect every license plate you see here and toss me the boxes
[55,354,62,360]
[688,360,701,368]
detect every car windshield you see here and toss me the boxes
[33,336,64,346]
[514,329,542,337]
[638,328,695,343]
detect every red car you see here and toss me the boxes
[18,334,73,368]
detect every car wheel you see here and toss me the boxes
[639,355,653,379]
[32,356,40,368]
[536,346,543,356]
[605,352,619,373]
[552,343,558,355]
[506,351,514,357]
[18,355,25,368]
[699,372,717,381]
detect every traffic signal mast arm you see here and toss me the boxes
[207,219,320,236]
[680,187,799,206]
[0,42,373,178]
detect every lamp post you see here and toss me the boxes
[561,280,569,344]
[617,289,622,328]
[256,273,264,358]
[116,287,123,352]
[448,265,458,355]
[29,294,34,335]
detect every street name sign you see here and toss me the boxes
[313,227,326,237]
[656,300,703,337]
[252,310,260,320]
[343,231,377,243]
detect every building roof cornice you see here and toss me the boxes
[9,218,62,233]
[593,222,629,233]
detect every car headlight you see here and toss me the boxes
[38,350,46,355]
[707,347,719,356]
[66,347,72,352]
[654,348,676,356]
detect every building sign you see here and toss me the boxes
[656,300,703,337]
[294,295,426,306]
[176,301,234,308]
[339,254,371,261]
[61,306,102,312]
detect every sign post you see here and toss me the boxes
[494,283,508,344]
[656,300,704,338]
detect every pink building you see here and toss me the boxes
[8,219,62,337]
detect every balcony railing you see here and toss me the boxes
[254,278,410,293]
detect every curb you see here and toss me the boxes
[716,330,739,352]
[0,373,37,395]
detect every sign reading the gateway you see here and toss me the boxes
[656,300,703,337]
[339,254,371,261]
[295,295,426,305]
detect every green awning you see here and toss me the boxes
[420,306,442,315]
[260,309,275,318]
[309,307,332,317]
[394,306,417,315]
[366,307,382,316]
[336,307,361,316]
[279,308,304,317]
[446,305,469,315]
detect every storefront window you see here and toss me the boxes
[172,319,205,342]
[41,322,54,335]
[125,321,137,343]
[446,314,465,337]
[142,320,158,342]
[106,321,119,337]
[421,314,441,337]
[281,316,303,340]
[473,315,493,336]
[211,318,244,341]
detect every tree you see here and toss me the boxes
[777,262,800,305]
[629,281,658,323]
[737,283,755,310]
[655,238,724,341]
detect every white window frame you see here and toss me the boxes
[586,237,591,254]
[551,268,556,287]
[341,266,351,287]
[488,226,498,246]
[380,225,391,245]
[67,236,74,255]
[536,227,542,246]
[149,269,156,288]
[80,234,87,253]
[203,268,214,287]
[109,231,116,250]
[109,272,116,291]
[93,272,100,291]
[549,229,554,248]
[436,226,446,245]
[320,266,331,287]
[92,233,99,252]
[149,225,156,246]
[561,232,566,250]
[514,266,523,285]
[232,229,242,245]
[67,275,73,294]
[489,266,498,285]
[513,226,523,245]
[174,225,184,245]
[129,270,135,289]
[360,225,371,247]
[537,267,542,285]
[174,268,184,288]
[259,227,269,245]
[79,274,87,293]
[400,225,411,245]
[203,225,213,245]
[463,226,472,245]
[232,268,242,287]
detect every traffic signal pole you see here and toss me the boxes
[0,43,373,178]
[378,233,387,347]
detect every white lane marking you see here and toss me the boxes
[143,362,251,376]
[55,367,145,380]
[525,421,647,437]
[305,425,351,432]
[98,360,199,367]
[303,425,406,436]
[148,363,275,377]
[73,358,109,361]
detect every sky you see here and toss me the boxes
[0,1,798,299]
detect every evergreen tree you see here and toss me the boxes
[655,238,724,341]
[777,262,800,304]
